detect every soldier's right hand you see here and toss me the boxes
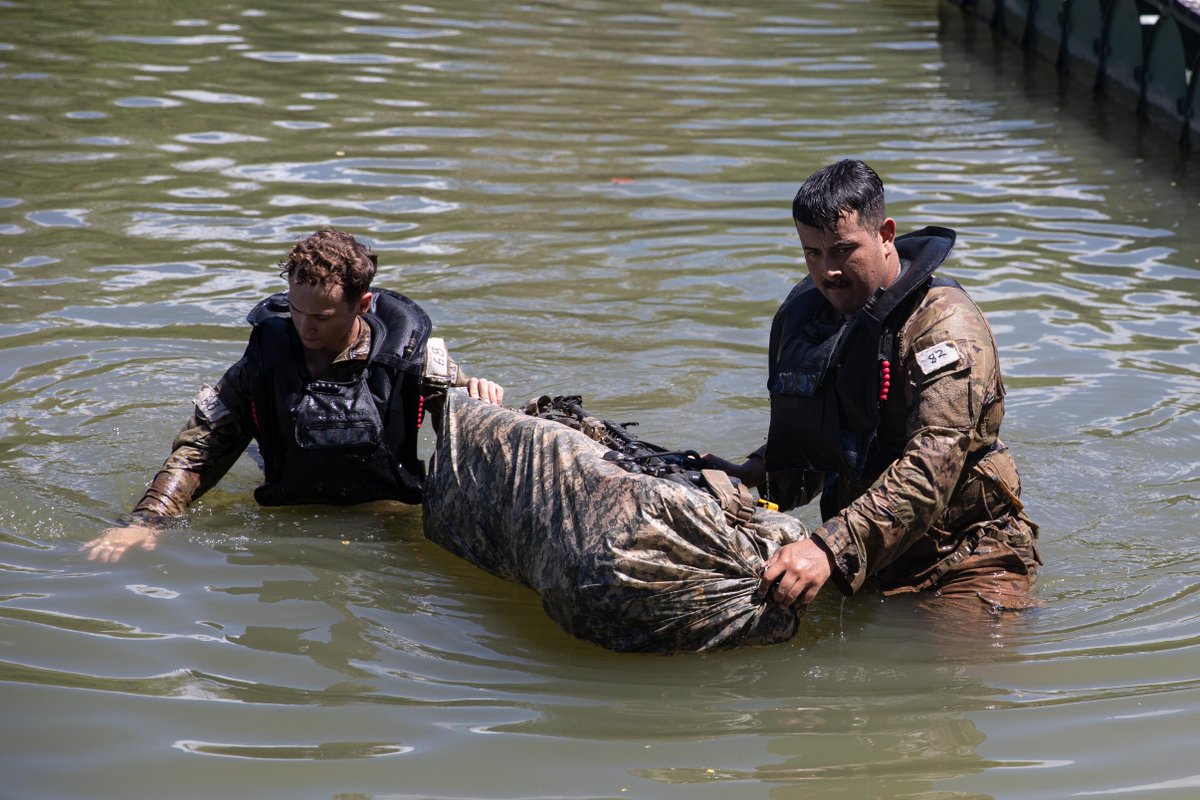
[756,539,832,606]
[81,524,160,563]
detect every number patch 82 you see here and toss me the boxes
[914,340,962,377]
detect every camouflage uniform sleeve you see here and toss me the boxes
[130,355,257,521]
[812,286,997,595]
[413,338,469,436]
[447,356,470,388]
[418,336,469,393]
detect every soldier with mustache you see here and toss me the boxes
[709,160,1041,612]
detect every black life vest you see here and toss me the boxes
[246,287,431,506]
[765,226,959,499]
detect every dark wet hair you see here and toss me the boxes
[278,227,377,302]
[791,159,886,233]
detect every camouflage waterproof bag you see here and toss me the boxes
[422,390,810,652]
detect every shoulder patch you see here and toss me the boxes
[193,383,230,423]
[914,340,961,377]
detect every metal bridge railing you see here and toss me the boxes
[946,0,1200,145]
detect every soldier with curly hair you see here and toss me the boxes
[85,228,503,562]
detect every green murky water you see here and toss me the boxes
[2,1,1198,798]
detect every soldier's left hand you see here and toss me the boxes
[467,378,505,405]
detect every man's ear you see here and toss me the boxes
[357,291,373,314]
[879,218,897,253]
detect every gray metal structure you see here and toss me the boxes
[947,0,1200,144]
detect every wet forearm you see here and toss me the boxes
[132,466,204,519]
[815,426,969,594]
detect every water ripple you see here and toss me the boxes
[172,739,412,760]
[1,2,1198,798]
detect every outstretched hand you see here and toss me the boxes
[81,524,159,563]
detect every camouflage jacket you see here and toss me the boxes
[763,282,1032,595]
[130,321,469,521]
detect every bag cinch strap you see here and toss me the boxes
[525,394,759,528]
[700,469,756,528]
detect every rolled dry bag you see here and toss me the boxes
[422,389,810,653]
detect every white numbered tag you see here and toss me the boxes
[193,384,230,422]
[914,341,961,376]
[423,337,451,386]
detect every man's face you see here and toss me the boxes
[287,280,369,355]
[796,210,898,315]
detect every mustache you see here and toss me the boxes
[822,278,850,290]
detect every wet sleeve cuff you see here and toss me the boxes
[123,510,170,528]
[811,517,864,596]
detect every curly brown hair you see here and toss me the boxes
[278,228,377,302]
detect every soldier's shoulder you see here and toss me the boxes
[906,282,991,340]
[923,280,978,310]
